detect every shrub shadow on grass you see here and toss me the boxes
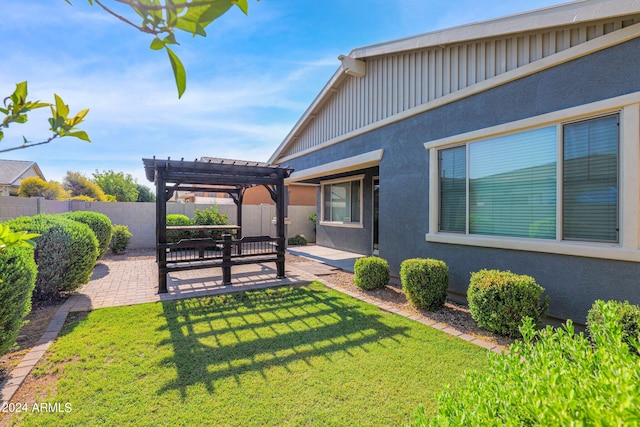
[157,284,409,398]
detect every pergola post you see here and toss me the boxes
[276,178,286,278]
[155,167,168,293]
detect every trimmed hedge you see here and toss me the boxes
[111,224,132,254]
[353,256,389,290]
[5,215,98,300]
[587,299,640,355]
[287,234,308,246]
[0,246,37,355]
[62,211,113,259]
[400,258,448,311]
[166,214,191,227]
[467,269,548,337]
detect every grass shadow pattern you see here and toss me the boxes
[158,282,410,398]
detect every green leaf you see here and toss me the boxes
[166,46,186,99]
[66,131,91,142]
[54,94,70,118]
[14,81,28,103]
[234,0,249,15]
[150,37,165,50]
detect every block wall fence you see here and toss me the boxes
[0,197,316,249]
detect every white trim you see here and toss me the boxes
[426,98,640,261]
[273,22,640,164]
[320,175,365,228]
[320,221,365,229]
[353,0,640,58]
[320,174,366,185]
[285,150,383,183]
[425,232,640,262]
[620,103,640,250]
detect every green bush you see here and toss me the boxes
[587,299,640,355]
[353,256,389,290]
[412,304,640,426]
[193,205,232,239]
[62,211,113,259]
[5,215,98,300]
[400,258,448,311]
[467,269,548,337]
[0,245,37,355]
[166,214,191,226]
[111,225,132,254]
[287,234,308,246]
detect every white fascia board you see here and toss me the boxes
[352,0,640,58]
[285,149,383,183]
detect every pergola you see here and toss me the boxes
[143,157,293,293]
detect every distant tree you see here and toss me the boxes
[92,169,139,202]
[136,184,156,202]
[63,171,109,202]
[18,176,68,200]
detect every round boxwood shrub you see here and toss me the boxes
[353,256,389,290]
[5,215,98,300]
[61,211,113,259]
[467,269,548,338]
[166,214,191,226]
[0,245,37,355]
[287,234,308,246]
[400,258,449,311]
[111,224,132,254]
[587,299,640,355]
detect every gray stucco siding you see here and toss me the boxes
[282,38,640,322]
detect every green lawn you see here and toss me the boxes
[11,282,489,426]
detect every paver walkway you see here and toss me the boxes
[0,245,505,404]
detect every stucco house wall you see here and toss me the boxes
[270,2,640,323]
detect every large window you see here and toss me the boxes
[437,114,619,243]
[321,177,362,225]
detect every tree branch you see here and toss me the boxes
[113,0,220,11]
[0,135,59,154]
[93,0,159,34]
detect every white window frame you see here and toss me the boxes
[320,175,365,228]
[424,92,640,262]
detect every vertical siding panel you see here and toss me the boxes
[442,47,450,95]
[458,44,467,89]
[384,56,390,118]
[373,59,379,122]
[435,49,443,98]
[427,50,434,102]
[477,42,485,82]
[415,51,422,106]
[486,40,495,79]
[450,46,459,92]
[407,53,414,110]
[496,38,505,75]
[467,43,476,86]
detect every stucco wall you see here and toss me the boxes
[282,38,640,323]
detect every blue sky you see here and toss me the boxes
[1,0,565,186]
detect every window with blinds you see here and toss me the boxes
[563,115,619,242]
[322,179,362,224]
[437,114,619,243]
